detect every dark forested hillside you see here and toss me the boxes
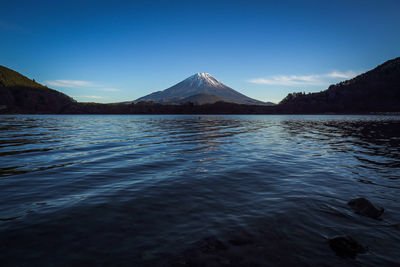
[0,66,75,113]
[278,57,400,113]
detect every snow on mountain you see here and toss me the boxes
[186,73,224,88]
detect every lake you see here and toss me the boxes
[0,115,399,266]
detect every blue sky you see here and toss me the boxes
[1,0,399,103]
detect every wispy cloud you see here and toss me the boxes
[248,75,322,86]
[325,71,358,79]
[74,95,107,100]
[45,81,122,93]
[248,71,360,86]
[45,80,94,88]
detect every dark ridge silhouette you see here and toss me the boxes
[278,57,400,113]
[0,65,75,113]
[1,57,399,114]
[60,101,277,114]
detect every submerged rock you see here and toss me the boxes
[329,236,367,258]
[170,236,229,266]
[348,197,384,220]
[196,236,228,253]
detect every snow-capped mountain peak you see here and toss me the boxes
[186,73,224,88]
[134,72,268,105]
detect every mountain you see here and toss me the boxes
[177,93,226,105]
[278,57,400,113]
[0,65,75,113]
[135,73,273,105]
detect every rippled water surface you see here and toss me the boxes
[1,115,399,266]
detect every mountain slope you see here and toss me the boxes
[177,93,227,105]
[0,65,75,113]
[278,57,400,113]
[0,66,49,89]
[135,73,272,105]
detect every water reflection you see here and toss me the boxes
[143,116,262,154]
[279,117,400,171]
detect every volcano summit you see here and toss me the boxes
[135,73,272,105]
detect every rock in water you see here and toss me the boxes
[348,197,384,219]
[196,236,227,253]
[329,236,367,258]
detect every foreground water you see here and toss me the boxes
[0,115,399,266]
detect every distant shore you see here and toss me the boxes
[0,101,399,115]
